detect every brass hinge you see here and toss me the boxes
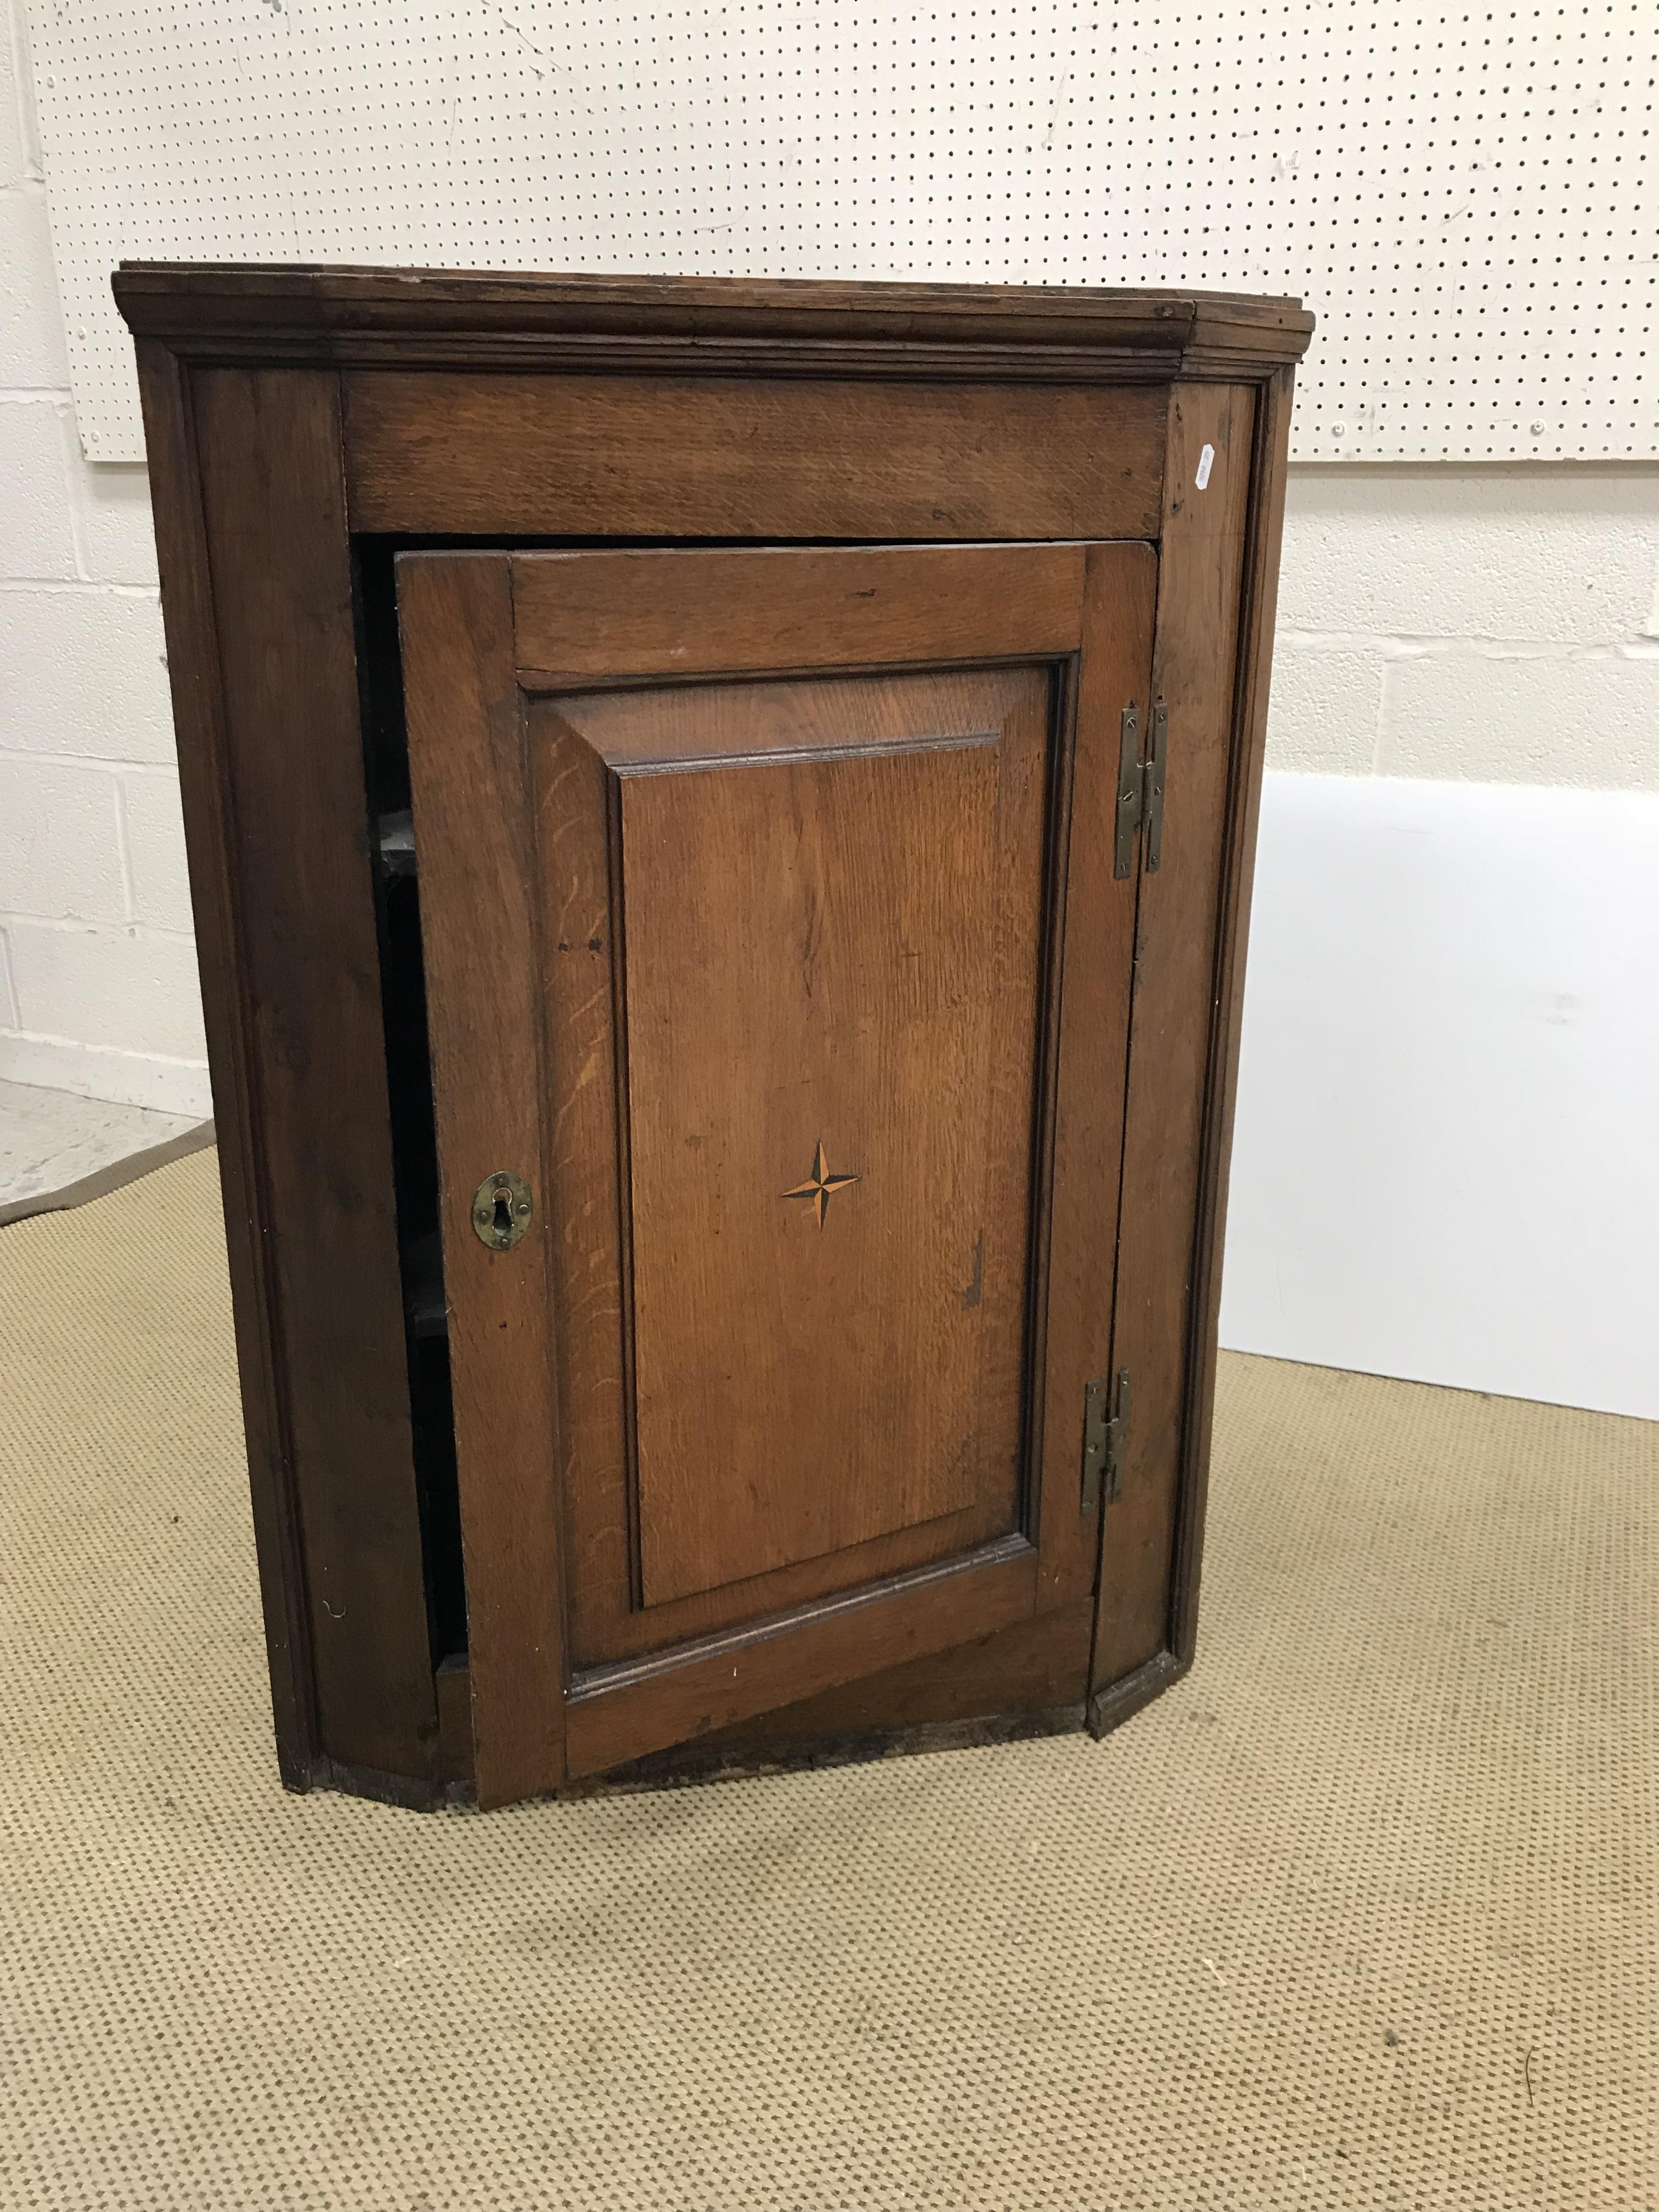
[1113,703,1143,876]
[1113,698,1167,878]
[1081,1367,1131,1509]
[1144,699,1167,873]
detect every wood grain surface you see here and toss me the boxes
[540,660,1057,1662]
[1091,383,1255,1696]
[1167,365,1297,1672]
[114,263,1316,385]
[190,367,438,1784]
[130,345,315,1788]
[438,1600,1097,1792]
[397,554,567,1809]
[511,542,1089,682]
[532,684,1020,1664]
[564,1537,1040,1779]
[346,374,1166,539]
[1034,542,1160,1613]
[116,266,1308,1809]
[618,677,1046,1604]
[397,538,1150,1799]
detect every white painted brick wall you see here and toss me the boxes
[5,918,205,1059]
[119,765,195,932]
[3,0,1658,1118]
[0,752,125,921]
[1,0,205,1113]
[1268,469,1659,785]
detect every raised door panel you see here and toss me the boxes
[540,665,1048,1651]
[623,719,1030,1604]
[400,541,1153,1805]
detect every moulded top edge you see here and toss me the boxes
[111,262,1314,373]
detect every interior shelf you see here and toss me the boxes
[377,809,416,877]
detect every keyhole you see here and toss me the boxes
[471,1169,530,1250]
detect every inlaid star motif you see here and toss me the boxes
[783,1140,861,1229]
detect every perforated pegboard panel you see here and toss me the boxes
[26,1,1658,465]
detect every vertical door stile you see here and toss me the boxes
[398,554,568,1809]
[1036,542,1159,1617]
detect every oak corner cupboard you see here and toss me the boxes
[114,264,1312,1812]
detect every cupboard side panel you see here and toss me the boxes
[1091,383,1255,1694]
[191,366,439,1782]
[132,343,315,1788]
[1170,368,1297,1667]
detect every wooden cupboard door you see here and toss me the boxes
[540,667,1045,1662]
[399,542,1155,1805]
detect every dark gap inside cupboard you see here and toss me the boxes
[354,538,465,1666]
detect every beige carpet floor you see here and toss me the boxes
[1,1149,1655,2211]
